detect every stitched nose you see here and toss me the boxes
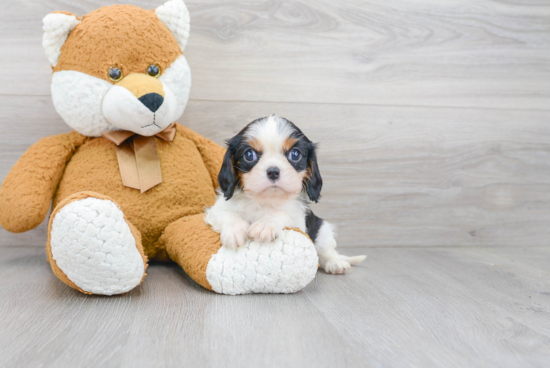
[267,167,280,181]
[139,93,164,113]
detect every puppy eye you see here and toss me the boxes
[108,67,123,82]
[244,149,258,162]
[147,64,161,78]
[288,148,302,162]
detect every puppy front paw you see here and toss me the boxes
[221,221,250,250]
[247,219,282,243]
[323,257,351,275]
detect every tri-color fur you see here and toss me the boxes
[205,115,366,274]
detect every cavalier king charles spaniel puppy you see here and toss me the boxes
[205,115,366,274]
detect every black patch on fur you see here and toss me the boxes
[286,138,309,172]
[278,117,323,203]
[218,147,238,200]
[305,209,324,243]
[304,142,322,203]
[218,120,264,200]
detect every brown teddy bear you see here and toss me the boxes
[0,0,318,295]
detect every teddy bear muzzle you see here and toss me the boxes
[102,73,178,136]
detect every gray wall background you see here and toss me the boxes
[1,0,549,248]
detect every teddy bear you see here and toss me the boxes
[0,0,318,295]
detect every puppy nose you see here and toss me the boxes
[138,93,164,113]
[267,167,280,181]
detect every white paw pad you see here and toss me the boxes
[206,230,318,295]
[50,197,145,295]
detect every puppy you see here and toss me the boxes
[205,115,366,274]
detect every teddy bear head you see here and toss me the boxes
[42,0,191,137]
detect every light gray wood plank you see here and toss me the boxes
[302,245,550,368]
[0,247,364,368]
[1,0,549,109]
[1,97,549,247]
[0,246,549,368]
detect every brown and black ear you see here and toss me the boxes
[304,142,322,203]
[218,136,240,200]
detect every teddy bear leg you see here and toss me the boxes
[160,214,319,295]
[47,191,148,295]
[160,214,222,291]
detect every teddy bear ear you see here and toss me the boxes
[42,12,80,67]
[155,0,191,52]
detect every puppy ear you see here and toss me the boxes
[304,142,323,203]
[218,144,237,200]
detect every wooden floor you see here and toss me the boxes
[1,245,549,368]
[1,0,550,367]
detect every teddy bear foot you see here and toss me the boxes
[161,214,319,295]
[47,192,147,295]
[207,229,319,295]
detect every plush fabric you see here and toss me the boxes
[53,5,183,83]
[52,124,224,260]
[43,12,80,67]
[0,131,89,233]
[51,70,115,137]
[160,214,222,290]
[205,229,318,295]
[46,191,148,295]
[155,0,191,52]
[47,5,192,138]
[159,55,192,120]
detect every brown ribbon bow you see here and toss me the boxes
[102,123,177,193]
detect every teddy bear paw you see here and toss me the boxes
[205,229,318,295]
[49,197,146,295]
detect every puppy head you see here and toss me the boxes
[219,115,322,203]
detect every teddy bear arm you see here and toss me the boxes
[0,131,88,233]
[176,124,225,189]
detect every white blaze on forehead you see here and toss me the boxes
[240,115,304,201]
[245,115,295,153]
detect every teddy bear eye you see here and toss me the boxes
[108,67,123,82]
[147,64,161,78]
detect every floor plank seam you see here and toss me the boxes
[1,93,550,113]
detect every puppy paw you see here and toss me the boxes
[324,257,351,275]
[221,221,250,250]
[247,219,282,243]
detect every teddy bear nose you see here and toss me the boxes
[138,93,164,113]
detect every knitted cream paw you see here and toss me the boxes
[205,229,318,295]
[50,197,145,295]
